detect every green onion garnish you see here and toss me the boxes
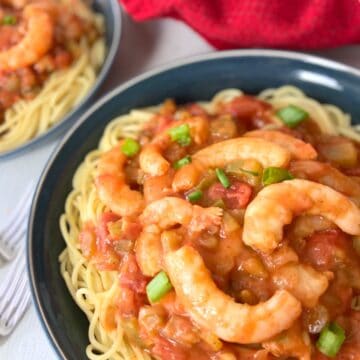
[262,167,294,186]
[276,105,308,128]
[186,189,203,203]
[173,155,192,169]
[316,322,346,358]
[215,168,230,188]
[121,138,140,157]
[2,15,17,25]
[146,271,173,303]
[168,124,191,146]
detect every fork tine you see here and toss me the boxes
[2,270,27,320]
[1,193,32,241]
[0,224,27,261]
[0,268,29,336]
[0,181,34,235]
[4,223,26,249]
[0,253,24,304]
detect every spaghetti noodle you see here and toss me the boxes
[59,86,360,359]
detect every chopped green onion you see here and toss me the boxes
[121,138,140,157]
[215,168,230,188]
[276,105,308,128]
[2,15,17,25]
[146,271,173,303]
[351,295,360,311]
[173,155,192,169]
[262,167,294,186]
[168,124,191,146]
[316,322,346,358]
[186,189,203,203]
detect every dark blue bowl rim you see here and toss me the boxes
[0,0,122,160]
[28,49,360,359]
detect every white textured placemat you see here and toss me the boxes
[0,8,359,359]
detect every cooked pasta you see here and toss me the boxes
[0,0,106,153]
[60,86,360,359]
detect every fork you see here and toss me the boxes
[0,182,34,260]
[0,249,31,336]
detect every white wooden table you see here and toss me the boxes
[0,7,360,359]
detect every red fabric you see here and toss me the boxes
[120,0,360,50]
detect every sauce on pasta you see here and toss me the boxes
[60,87,360,359]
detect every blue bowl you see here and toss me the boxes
[28,50,360,359]
[0,0,121,160]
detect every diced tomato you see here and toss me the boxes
[116,286,146,317]
[79,222,96,259]
[224,181,253,209]
[207,181,252,209]
[119,253,148,293]
[302,229,350,271]
[96,212,121,252]
[207,182,226,201]
[217,95,272,131]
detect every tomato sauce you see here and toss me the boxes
[80,95,360,359]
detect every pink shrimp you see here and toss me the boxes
[164,245,302,344]
[172,138,291,192]
[95,142,144,217]
[0,3,55,71]
[289,160,360,206]
[139,116,209,177]
[243,179,360,253]
[244,130,317,160]
[135,197,223,276]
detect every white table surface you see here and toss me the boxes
[1,6,360,359]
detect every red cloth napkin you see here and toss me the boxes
[120,0,360,50]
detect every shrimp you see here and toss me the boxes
[244,130,317,160]
[136,197,223,276]
[289,160,360,206]
[262,322,311,360]
[164,245,302,343]
[140,197,223,232]
[271,263,329,308]
[95,142,144,217]
[173,138,291,192]
[0,4,54,71]
[139,116,209,177]
[243,179,360,253]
